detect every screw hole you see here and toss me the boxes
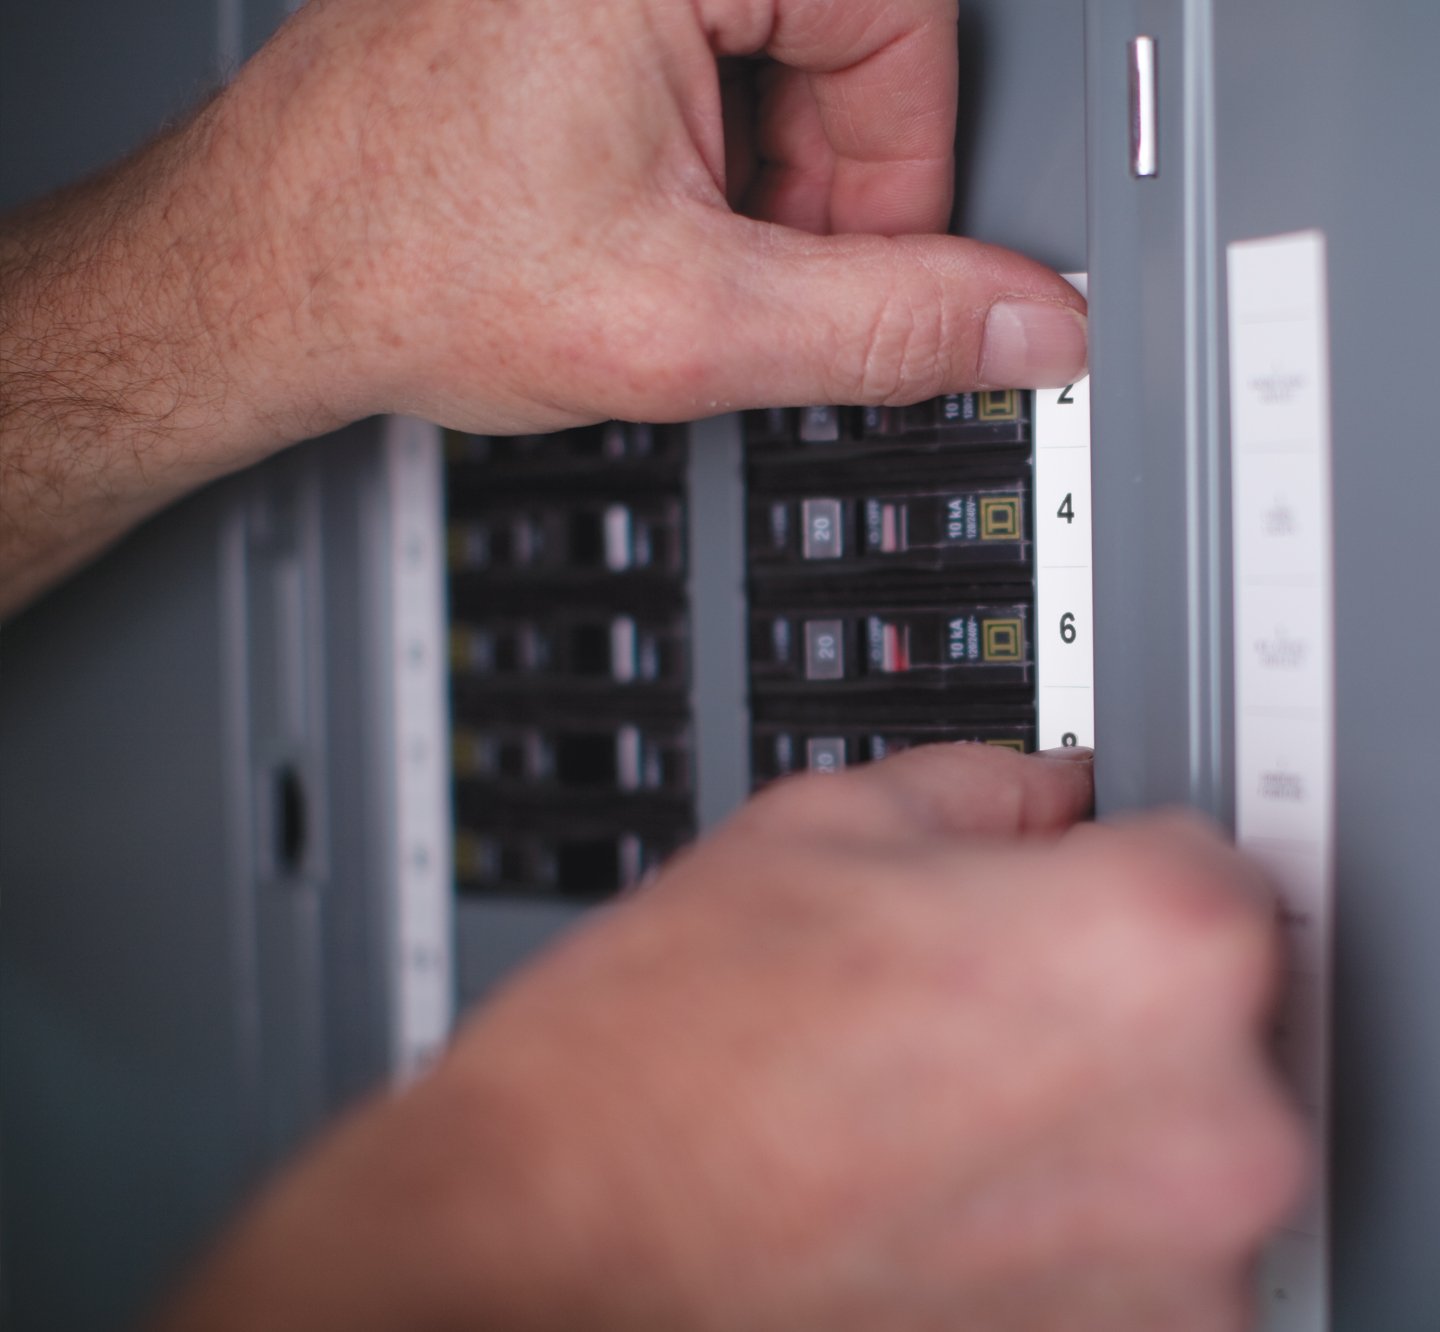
[275,765,307,876]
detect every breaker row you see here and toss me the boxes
[445,392,1043,902]
[740,393,1040,783]
[446,422,696,901]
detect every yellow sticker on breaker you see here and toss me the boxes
[979,390,1019,421]
[980,496,1022,540]
[983,618,1023,661]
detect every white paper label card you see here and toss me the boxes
[1227,230,1335,1332]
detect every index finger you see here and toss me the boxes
[702,0,959,234]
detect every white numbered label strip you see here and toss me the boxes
[1035,273,1094,751]
[1228,231,1335,1332]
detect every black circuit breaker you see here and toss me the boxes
[445,423,696,900]
[743,393,1040,787]
[444,393,1047,902]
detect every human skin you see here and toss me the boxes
[0,0,1085,616]
[152,745,1304,1332]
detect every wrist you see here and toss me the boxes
[1,104,348,480]
[159,82,379,454]
[0,36,386,613]
[150,1053,613,1332]
[193,7,437,438]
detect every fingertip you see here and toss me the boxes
[978,299,1089,390]
[1034,744,1094,763]
[1019,745,1096,830]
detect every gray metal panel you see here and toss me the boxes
[313,434,408,1105]
[265,428,414,1109]
[0,427,407,1330]
[1,492,261,1331]
[1209,4,1440,1324]
[0,0,292,211]
[1087,0,1231,821]
[686,414,750,833]
[455,897,586,1008]
[242,450,333,1160]
[1090,0,1440,1324]
[1,5,315,1322]
[955,0,1087,272]
[0,0,221,208]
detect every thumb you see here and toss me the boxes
[694,218,1087,410]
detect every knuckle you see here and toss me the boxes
[1073,830,1273,988]
[1240,1094,1312,1236]
[838,275,949,405]
[1180,1091,1311,1257]
[1052,826,1282,1031]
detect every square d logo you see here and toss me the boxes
[983,618,1023,661]
[980,496,1021,540]
[979,390,1018,421]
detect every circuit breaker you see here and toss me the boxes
[441,378,1095,904]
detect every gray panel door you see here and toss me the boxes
[0,428,409,1331]
[1087,0,1232,822]
[1090,1,1440,1325]
[1211,3,1440,1325]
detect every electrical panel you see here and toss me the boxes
[439,386,1091,903]
[6,2,1440,1331]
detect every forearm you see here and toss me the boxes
[1,0,1092,617]
[0,70,367,617]
[147,1057,614,1332]
[150,744,1299,1332]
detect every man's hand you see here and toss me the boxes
[154,746,1304,1332]
[235,0,1088,430]
[0,0,1086,614]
